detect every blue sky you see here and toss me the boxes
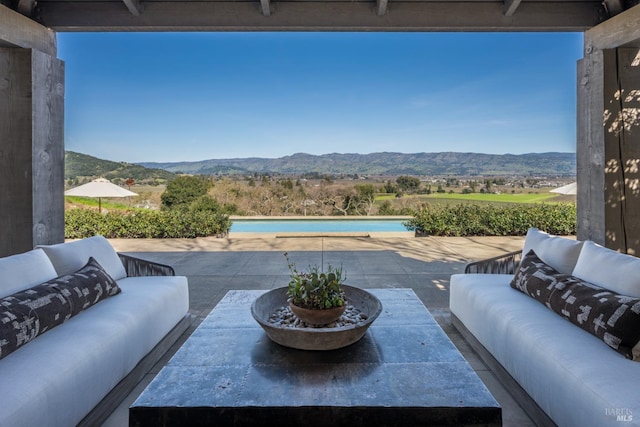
[58,32,584,163]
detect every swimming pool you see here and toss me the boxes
[230,217,412,233]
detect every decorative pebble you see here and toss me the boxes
[267,305,367,329]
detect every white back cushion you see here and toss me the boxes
[572,240,640,297]
[0,249,58,298]
[37,236,127,280]
[522,227,583,274]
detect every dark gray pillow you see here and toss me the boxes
[50,256,121,316]
[510,249,571,306]
[0,282,71,359]
[0,257,120,361]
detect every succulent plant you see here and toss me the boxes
[284,252,346,310]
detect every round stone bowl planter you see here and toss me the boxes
[288,300,346,326]
[251,285,383,351]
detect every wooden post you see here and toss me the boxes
[0,48,65,256]
[602,48,640,254]
[577,50,606,246]
[578,6,640,254]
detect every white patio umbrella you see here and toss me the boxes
[65,178,138,212]
[550,182,577,195]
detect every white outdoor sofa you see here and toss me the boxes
[450,228,640,427]
[0,236,192,427]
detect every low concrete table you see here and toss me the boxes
[130,288,501,426]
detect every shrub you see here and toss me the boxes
[405,203,576,236]
[377,200,396,215]
[65,208,231,239]
[160,176,211,209]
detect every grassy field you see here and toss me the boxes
[377,191,571,205]
[65,196,134,211]
[421,192,560,203]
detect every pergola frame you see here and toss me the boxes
[28,2,607,32]
[1,1,639,256]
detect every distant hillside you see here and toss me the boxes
[140,152,576,177]
[65,151,176,183]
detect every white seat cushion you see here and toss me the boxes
[37,235,127,281]
[522,227,583,274]
[573,240,640,298]
[450,273,640,427]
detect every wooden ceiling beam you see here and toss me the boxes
[584,4,640,50]
[17,0,37,17]
[0,5,57,55]
[504,0,522,17]
[602,0,624,17]
[122,0,144,16]
[36,1,606,32]
[376,0,389,16]
[260,0,272,17]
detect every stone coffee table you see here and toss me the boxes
[130,288,501,426]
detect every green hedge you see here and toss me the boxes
[404,203,576,236]
[66,202,575,239]
[65,208,231,239]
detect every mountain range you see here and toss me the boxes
[65,151,176,182]
[139,152,576,177]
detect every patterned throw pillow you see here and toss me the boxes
[50,256,121,316]
[548,276,640,360]
[0,283,71,359]
[510,250,571,306]
[0,257,121,361]
[511,249,640,360]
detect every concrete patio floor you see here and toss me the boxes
[102,233,535,426]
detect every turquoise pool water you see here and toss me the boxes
[230,218,411,233]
